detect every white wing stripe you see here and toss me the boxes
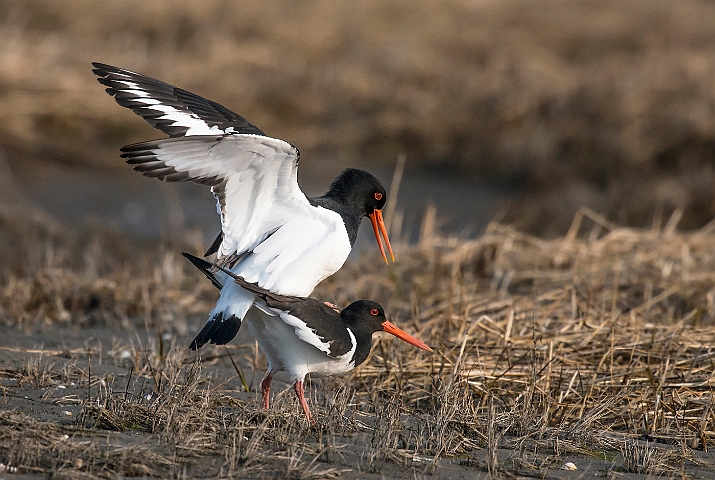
[279,312,333,355]
[110,79,228,135]
[342,328,357,360]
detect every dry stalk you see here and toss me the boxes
[620,440,675,475]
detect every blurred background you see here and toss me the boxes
[2,0,715,261]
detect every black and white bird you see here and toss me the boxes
[182,252,431,423]
[92,63,394,349]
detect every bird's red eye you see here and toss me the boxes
[370,308,379,316]
[374,192,383,201]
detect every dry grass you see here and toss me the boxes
[4,201,715,476]
[0,202,215,331]
[620,440,677,476]
[1,340,362,478]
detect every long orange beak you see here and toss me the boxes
[381,321,432,352]
[368,209,394,264]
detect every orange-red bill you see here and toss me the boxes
[381,321,433,352]
[368,209,395,264]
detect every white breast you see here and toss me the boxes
[230,206,351,296]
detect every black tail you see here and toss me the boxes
[204,231,223,256]
[189,312,241,350]
[186,252,295,304]
[182,252,298,351]
[181,252,223,290]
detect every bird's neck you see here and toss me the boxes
[339,311,377,367]
[349,329,374,367]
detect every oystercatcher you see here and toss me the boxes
[182,252,431,423]
[92,63,394,348]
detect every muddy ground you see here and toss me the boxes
[4,325,715,479]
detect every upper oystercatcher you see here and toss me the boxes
[92,63,394,348]
[182,252,431,423]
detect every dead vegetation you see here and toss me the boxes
[0,202,215,331]
[3,202,715,477]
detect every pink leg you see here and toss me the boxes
[294,381,314,424]
[261,371,274,409]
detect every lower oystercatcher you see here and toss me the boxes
[183,253,431,423]
[92,63,394,349]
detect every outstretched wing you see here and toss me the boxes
[121,134,340,276]
[94,63,350,295]
[92,62,264,137]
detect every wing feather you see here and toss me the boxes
[275,310,354,358]
[92,62,265,137]
[119,134,338,276]
[96,63,352,299]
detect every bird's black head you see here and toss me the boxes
[326,169,387,217]
[340,300,432,368]
[340,300,387,333]
[325,169,394,263]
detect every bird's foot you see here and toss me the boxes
[294,381,315,425]
[323,301,340,313]
[261,372,274,409]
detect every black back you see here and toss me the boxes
[251,289,385,363]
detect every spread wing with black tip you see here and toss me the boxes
[92,62,264,137]
[94,63,348,281]
[119,134,343,276]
